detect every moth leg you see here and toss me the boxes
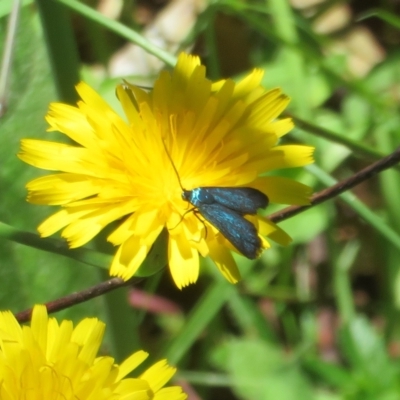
[169,208,208,243]
[193,210,208,240]
[169,207,197,230]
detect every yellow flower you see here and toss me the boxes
[19,53,313,288]
[0,305,187,400]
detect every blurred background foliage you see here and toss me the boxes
[1,0,400,399]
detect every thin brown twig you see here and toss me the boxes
[15,147,400,322]
[269,146,400,224]
[15,277,140,323]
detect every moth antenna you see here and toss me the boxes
[161,137,207,235]
[161,138,184,191]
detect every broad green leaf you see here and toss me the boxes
[212,338,315,400]
[0,7,101,319]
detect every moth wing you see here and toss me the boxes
[198,203,262,259]
[202,187,268,214]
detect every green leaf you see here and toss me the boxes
[339,316,397,395]
[303,356,352,388]
[0,7,100,318]
[0,0,33,19]
[359,9,400,30]
[212,338,315,400]
[279,201,330,244]
[135,229,168,277]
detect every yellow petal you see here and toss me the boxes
[154,387,188,400]
[72,318,105,364]
[252,176,312,205]
[45,103,98,148]
[0,311,22,343]
[26,174,103,205]
[208,240,241,284]
[168,234,199,288]
[117,351,149,381]
[30,305,49,355]
[233,68,264,98]
[110,236,149,280]
[272,118,294,138]
[249,145,314,172]
[259,217,292,246]
[38,210,77,237]
[140,360,176,393]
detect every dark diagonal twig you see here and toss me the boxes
[269,147,400,224]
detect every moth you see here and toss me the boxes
[163,141,269,258]
[182,187,268,258]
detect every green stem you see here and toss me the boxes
[334,241,358,324]
[203,8,220,79]
[35,0,80,103]
[56,0,176,67]
[163,280,234,364]
[0,221,110,269]
[289,113,390,163]
[0,0,21,116]
[267,0,308,117]
[100,270,139,362]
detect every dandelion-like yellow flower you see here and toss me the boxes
[19,53,313,288]
[0,305,186,399]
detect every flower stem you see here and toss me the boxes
[56,0,176,67]
[288,113,390,163]
[36,0,80,102]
